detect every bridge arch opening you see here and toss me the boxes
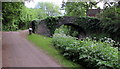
[55,23,86,39]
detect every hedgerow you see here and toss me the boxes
[52,33,119,69]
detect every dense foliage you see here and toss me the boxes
[60,1,120,42]
[97,6,120,41]
[64,2,86,16]
[52,32,119,69]
[63,2,98,16]
[2,2,61,31]
[75,16,100,33]
[2,2,24,31]
[35,2,61,16]
[2,2,38,31]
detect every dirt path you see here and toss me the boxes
[2,30,61,67]
[0,31,2,69]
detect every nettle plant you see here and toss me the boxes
[98,37,120,47]
[52,33,119,69]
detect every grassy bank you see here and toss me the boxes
[27,34,83,68]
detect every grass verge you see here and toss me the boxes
[27,34,84,68]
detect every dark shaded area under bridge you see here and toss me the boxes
[63,23,86,39]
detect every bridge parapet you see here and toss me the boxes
[34,16,100,37]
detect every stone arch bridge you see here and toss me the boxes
[33,16,100,38]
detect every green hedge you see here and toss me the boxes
[52,33,119,69]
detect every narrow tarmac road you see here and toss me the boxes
[0,32,2,69]
[2,31,61,67]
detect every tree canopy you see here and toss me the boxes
[2,2,26,30]
[2,2,62,31]
[35,2,61,16]
[62,2,98,16]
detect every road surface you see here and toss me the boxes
[0,31,2,69]
[2,30,61,67]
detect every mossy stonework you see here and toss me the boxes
[34,16,100,37]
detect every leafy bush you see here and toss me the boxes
[99,37,120,47]
[97,6,120,42]
[2,2,38,31]
[52,33,119,69]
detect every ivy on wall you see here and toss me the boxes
[75,16,101,33]
[45,16,63,34]
[40,16,100,35]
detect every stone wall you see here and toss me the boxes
[34,16,100,37]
